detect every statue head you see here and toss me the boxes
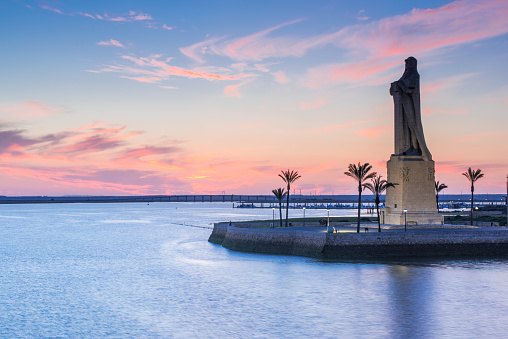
[405,56,417,71]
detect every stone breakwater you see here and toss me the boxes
[208,223,508,259]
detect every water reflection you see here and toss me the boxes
[386,265,435,338]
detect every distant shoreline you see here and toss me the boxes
[0,193,505,205]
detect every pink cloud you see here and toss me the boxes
[356,124,391,138]
[299,97,327,110]
[180,1,508,88]
[90,54,249,84]
[0,101,66,119]
[97,39,125,48]
[224,81,249,98]
[455,133,493,142]
[422,107,467,116]
[272,71,289,84]
[422,73,477,94]
[309,119,379,134]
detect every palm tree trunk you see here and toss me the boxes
[357,183,361,233]
[436,194,439,212]
[279,202,283,227]
[470,187,474,226]
[376,203,381,232]
[285,185,290,227]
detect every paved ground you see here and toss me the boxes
[255,223,508,234]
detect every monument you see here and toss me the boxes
[382,57,444,225]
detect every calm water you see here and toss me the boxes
[1,202,508,338]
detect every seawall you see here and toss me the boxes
[209,223,508,259]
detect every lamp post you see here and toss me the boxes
[272,208,275,227]
[475,206,479,226]
[404,209,407,232]
[327,209,330,233]
[303,207,306,227]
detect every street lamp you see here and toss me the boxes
[303,207,306,227]
[404,209,407,232]
[327,209,330,233]
[272,208,275,227]
[475,206,479,225]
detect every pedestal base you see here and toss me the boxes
[382,209,443,226]
[382,154,443,225]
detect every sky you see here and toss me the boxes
[1,0,508,196]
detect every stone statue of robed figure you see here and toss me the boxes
[390,56,432,161]
[382,57,443,226]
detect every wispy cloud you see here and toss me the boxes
[38,5,168,29]
[179,1,508,88]
[355,124,391,138]
[299,97,327,110]
[455,133,494,142]
[97,39,125,48]
[272,71,289,84]
[422,73,478,94]
[224,81,250,98]
[0,101,67,120]
[422,107,467,116]
[88,54,251,84]
[309,119,379,134]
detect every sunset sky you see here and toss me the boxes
[1,0,507,196]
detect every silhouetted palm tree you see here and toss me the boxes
[272,188,287,227]
[435,181,448,212]
[345,162,377,233]
[279,170,301,227]
[462,168,484,226]
[363,175,396,232]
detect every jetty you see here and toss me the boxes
[209,222,508,259]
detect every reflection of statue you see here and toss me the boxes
[390,57,432,161]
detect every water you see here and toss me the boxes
[1,203,507,338]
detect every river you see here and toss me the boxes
[1,202,507,338]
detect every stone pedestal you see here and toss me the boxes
[382,155,443,225]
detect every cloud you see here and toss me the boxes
[272,71,289,84]
[422,107,467,116]
[0,101,66,120]
[97,39,125,48]
[356,124,391,138]
[39,5,158,26]
[356,10,369,21]
[299,97,327,110]
[180,1,508,88]
[455,133,493,142]
[89,54,250,84]
[224,81,250,97]
[422,73,478,93]
[309,119,379,134]
[162,24,173,30]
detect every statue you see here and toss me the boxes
[383,56,443,226]
[390,56,432,161]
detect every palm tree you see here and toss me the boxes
[435,181,448,212]
[272,188,287,227]
[345,162,377,233]
[363,175,396,232]
[462,168,484,226]
[278,170,301,227]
